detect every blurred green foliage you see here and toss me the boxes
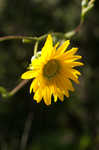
[0,0,99,150]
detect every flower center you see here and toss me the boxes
[43,59,59,79]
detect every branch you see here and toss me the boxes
[0,80,29,99]
[9,80,29,96]
[0,34,48,43]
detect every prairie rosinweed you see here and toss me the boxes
[21,34,84,105]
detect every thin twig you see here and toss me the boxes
[0,35,36,42]
[9,80,29,96]
[74,21,83,33]
[0,34,48,43]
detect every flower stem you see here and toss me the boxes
[34,41,39,56]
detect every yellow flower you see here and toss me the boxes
[21,34,83,105]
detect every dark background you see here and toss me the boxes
[0,0,99,150]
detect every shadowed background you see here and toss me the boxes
[0,0,99,150]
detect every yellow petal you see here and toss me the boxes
[53,82,68,100]
[34,89,42,103]
[64,61,84,67]
[58,94,64,102]
[30,79,39,94]
[51,42,60,57]
[31,58,43,69]
[64,78,75,92]
[56,40,70,55]
[67,55,82,61]
[71,69,81,77]
[54,42,60,49]
[60,55,82,62]
[52,85,60,102]
[64,90,69,98]
[52,85,64,101]
[54,95,58,102]
[65,48,78,56]
[30,81,33,94]
[43,87,52,105]
[41,34,53,58]
[31,58,40,66]
[65,70,80,84]
[21,71,37,79]
[55,75,70,99]
[61,63,81,84]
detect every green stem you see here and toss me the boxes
[0,34,48,43]
[34,41,39,56]
[0,35,36,42]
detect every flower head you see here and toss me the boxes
[21,34,83,105]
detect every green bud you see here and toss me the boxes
[22,38,33,43]
[82,0,88,7]
[65,30,75,39]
